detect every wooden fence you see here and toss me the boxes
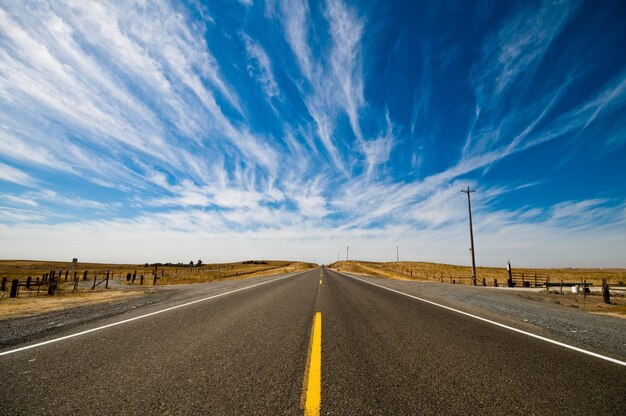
[1,269,124,298]
[509,272,550,288]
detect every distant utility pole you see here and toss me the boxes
[337,253,340,262]
[461,186,477,286]
[346,246,349,261]
[396,246,399,262]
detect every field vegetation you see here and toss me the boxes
[328,260,626,287]
[0,259,316,318]
[329,260,626,317]
[0,259,316,286]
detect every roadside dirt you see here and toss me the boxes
[512,290,626,318]
[0,290,146,319]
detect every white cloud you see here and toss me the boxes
[242,33,280,98]
[0,162,36,186]
[361,112,395,178]
[473,0,581,108]
[4,195,38,207]
[0,0,280,191]
[0,0,624,268]
[272,0,368,170]
[1,196,625,267]
[326,0,365,141]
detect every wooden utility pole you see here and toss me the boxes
[396,246,399,262]
[346,246,349,261]
[461,186,477,286]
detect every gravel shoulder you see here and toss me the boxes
[339,271,626,361]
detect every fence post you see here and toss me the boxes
[602,278,611,304]
[10,279,19,298]
[47,273,57,296]
[1,276,6,291]
[482,278,486,287]
[48,271,61,296]
[105,272,109,289]
[92,274,97,291]
[26,276,32,289]
[83,270,88,281]
[140,275,144,285]
[65,271,69,281]
[494,279,498,287]
[507,261,513,287]
[153,274,157,285]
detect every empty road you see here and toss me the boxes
[1,268,625,415]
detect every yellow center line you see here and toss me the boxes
[302,312,322,416]
[319,279,323,285]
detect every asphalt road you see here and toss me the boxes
[1,268,625,415]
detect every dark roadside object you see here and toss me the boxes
[47,272,57,295]
[10,279,19,298]
[602,279,611,304]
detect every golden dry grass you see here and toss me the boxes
[329,260,626,287]
[329,260,626,316]
[0,290,145,319]
[0,259,317,287]
[0,259,316,318]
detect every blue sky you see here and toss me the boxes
[1,0,625,267]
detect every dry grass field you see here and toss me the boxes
[0,259,316,286]
[329,260,626,317]
[0,291,147,319]
[329,260,626,287]
[0,260,316,315]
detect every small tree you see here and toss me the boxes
[197,260,203,267]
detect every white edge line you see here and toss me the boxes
[0,270,305,357]
[342,273,626,367]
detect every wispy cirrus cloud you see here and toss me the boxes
[270,0,384,172]
[0,162,36,187]
[325,0,365,142]
[0,0,278,189]
[473,0,581,109]
[1,0,625,267]
[242,33,280,99]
